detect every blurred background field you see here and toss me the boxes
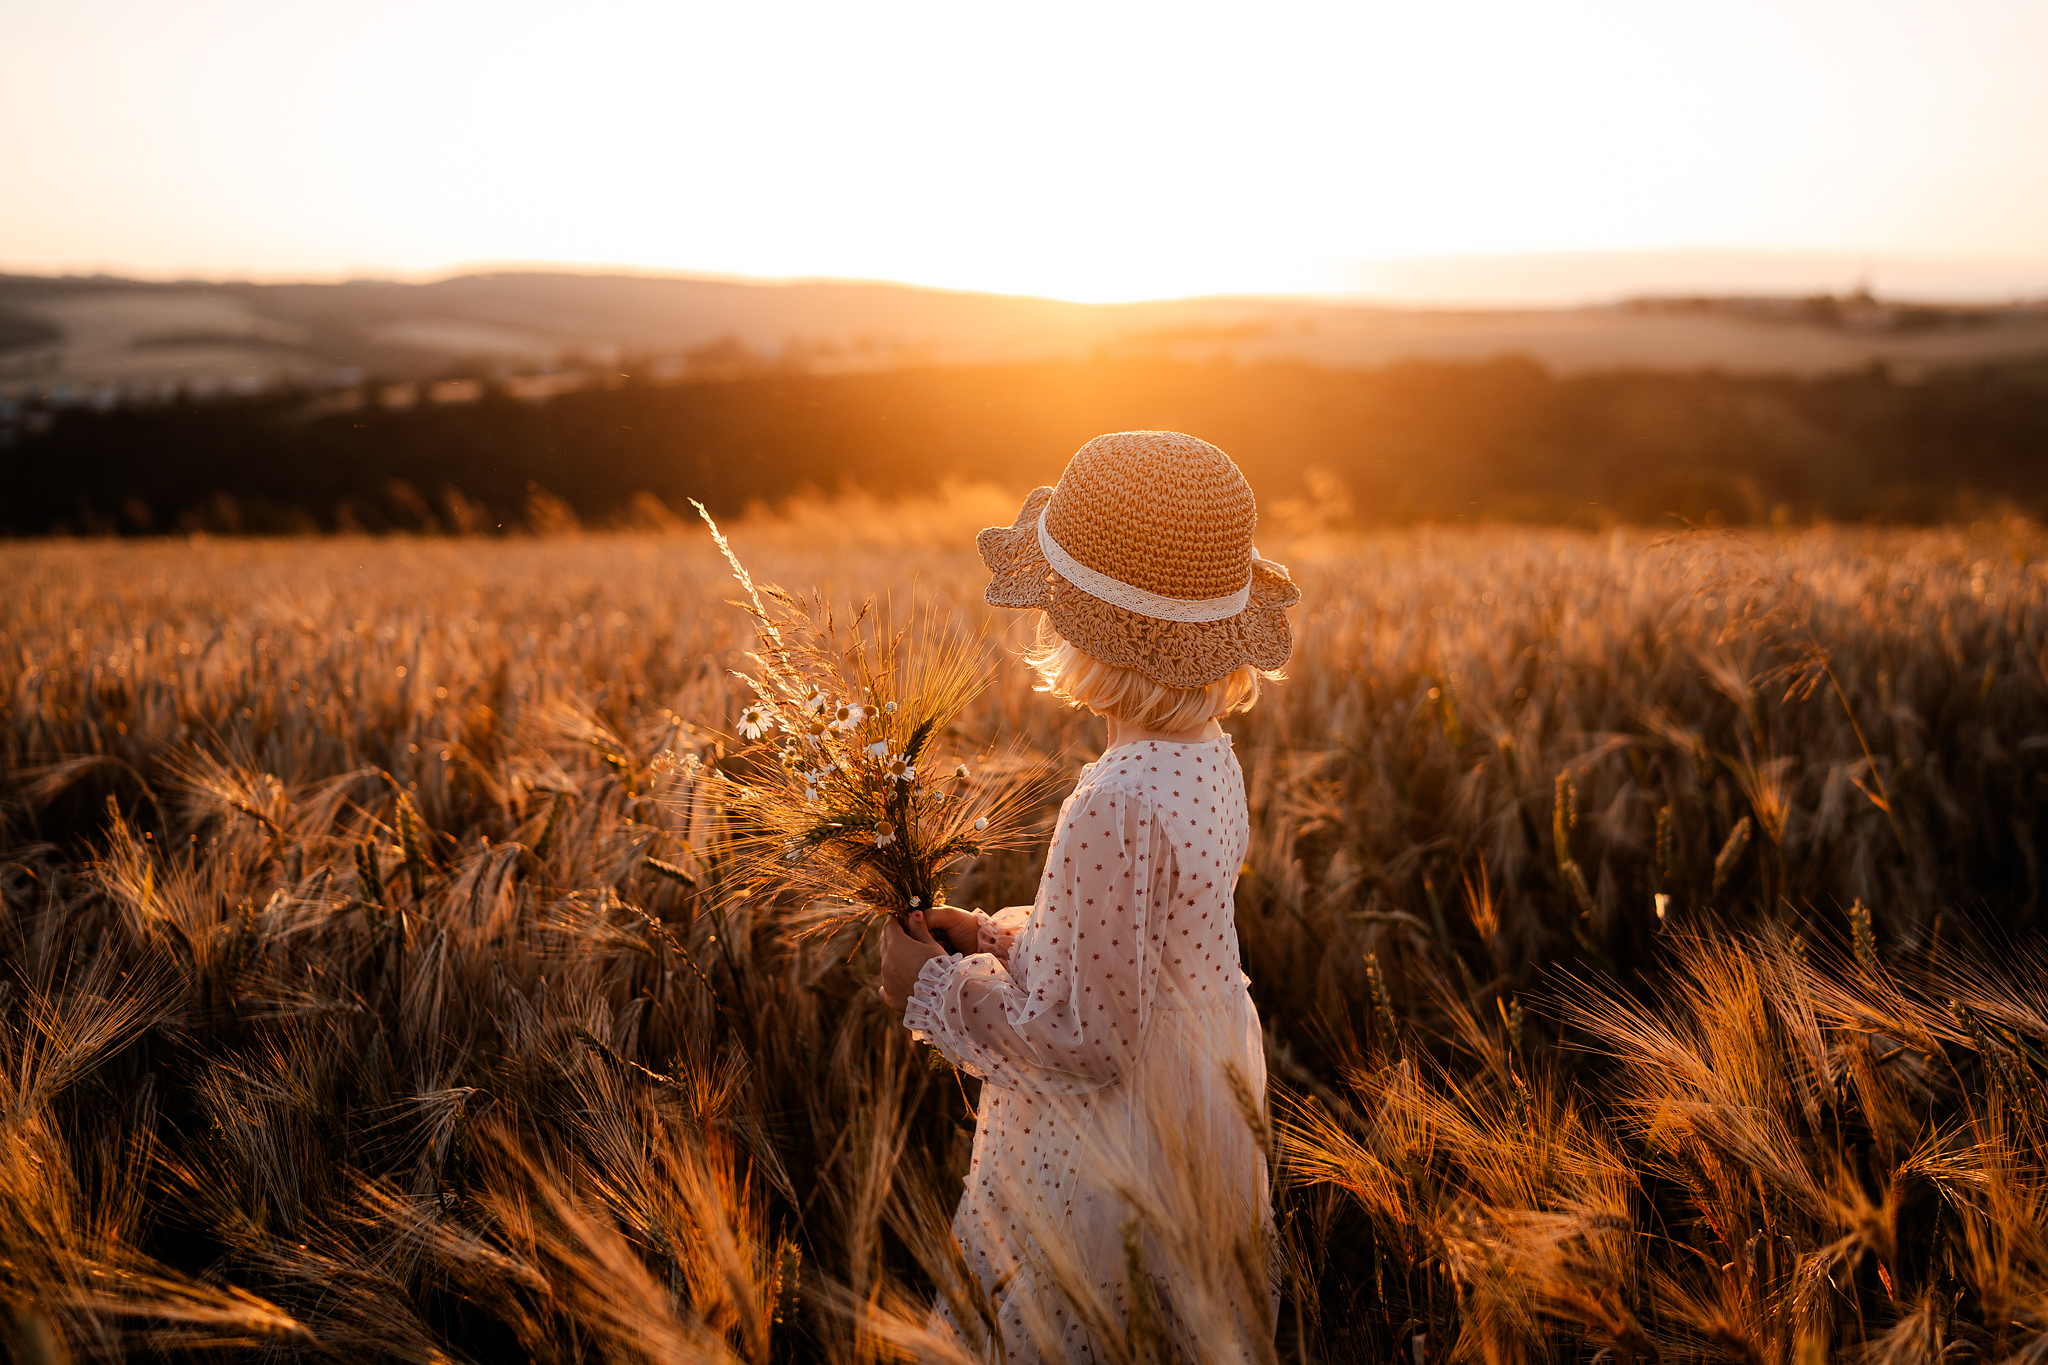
[6,509,2048,1360]
[5,273,2048,539]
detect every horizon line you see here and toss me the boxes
[6,247,2048,311]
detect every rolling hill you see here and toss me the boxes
[5,270,2048,398]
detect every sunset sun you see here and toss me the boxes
[7,0,2047,301]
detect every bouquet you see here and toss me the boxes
[690,502,1039,938]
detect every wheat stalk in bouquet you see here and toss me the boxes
[689,501,1041,938]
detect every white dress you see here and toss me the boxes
[904,735,1274,1363]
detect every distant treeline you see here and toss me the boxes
[5,355,2047,535]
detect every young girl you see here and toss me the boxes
[878,430,1300,1362]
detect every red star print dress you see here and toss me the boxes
[903,735,1273,1362]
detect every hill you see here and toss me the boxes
[5,270,2048,398]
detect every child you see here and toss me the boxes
[878,430,1300,1362]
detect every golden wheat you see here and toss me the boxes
[1,498,2045,1361]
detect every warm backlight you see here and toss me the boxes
[5,0,2048,302]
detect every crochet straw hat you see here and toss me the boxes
[976,430,1301,689]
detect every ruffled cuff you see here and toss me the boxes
[970,910,1020,970]
[901,953,960,1048]
[972,907,1031,970]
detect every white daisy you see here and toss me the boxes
[953,763,970,779]
[865,740,891,760]
[873,825,896,847]
[801,687,828,715]
[737,703,770,740]
[886,755,915,784]
[830,701,866,732]
[804,786,820,803]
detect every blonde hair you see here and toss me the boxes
[1024,616,1275,732]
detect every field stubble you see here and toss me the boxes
[3,498,2048,1362]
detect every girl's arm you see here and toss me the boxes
[904,784,1172,1095]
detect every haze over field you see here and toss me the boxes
[11,1,2048,404]
[7,270,2048,396]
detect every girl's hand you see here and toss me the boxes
[878,911,944,1012]
[921,903,980,955]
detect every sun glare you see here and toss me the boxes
[5,0,2048,301]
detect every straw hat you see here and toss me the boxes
[976,430,1300,689]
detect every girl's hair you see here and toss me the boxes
[1024,616,1277,732]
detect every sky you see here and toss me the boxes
[5,0,2048,305]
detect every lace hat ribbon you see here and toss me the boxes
[1037,509,1258,623]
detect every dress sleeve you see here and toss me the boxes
[970,905,1032,969]
[904,783,1170,1095]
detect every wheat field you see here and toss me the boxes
[4,496,2047,1363]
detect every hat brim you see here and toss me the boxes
[976,485,1301,688]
